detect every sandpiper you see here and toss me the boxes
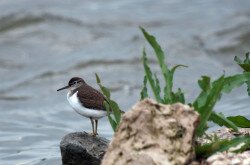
[57,77,107,136]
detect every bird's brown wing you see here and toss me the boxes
[76,85,106,111]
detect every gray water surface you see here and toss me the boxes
[0,0,250,164]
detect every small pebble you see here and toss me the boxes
[242,158,250,165]
[227,152,235,158]
[207,153,225,163]
[211,160,230,165]
[231,158,241,165]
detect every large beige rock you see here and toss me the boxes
[101,99,200,165]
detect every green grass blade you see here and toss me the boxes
[209,112,238,131]
[140,76,148,100]
[196,76,225,137]
[227,115,250,128]
[196,136,250,158]
[142,48,162,103]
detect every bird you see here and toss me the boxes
[57,77,107,136]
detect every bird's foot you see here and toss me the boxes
[90,132,98,136]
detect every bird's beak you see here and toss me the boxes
[57,85,69,91]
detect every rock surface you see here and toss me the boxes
[207,151,250,165]
[199,128,250,165]
[60,132,109,165]
[101,99,200,165]
[197,128,250,145]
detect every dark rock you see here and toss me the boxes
[60,132,110,165]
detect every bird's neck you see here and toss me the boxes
[68,88,79,97]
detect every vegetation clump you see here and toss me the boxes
[96,28,250,158]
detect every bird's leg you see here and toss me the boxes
[94,119,98,136]
[90,118,95,136]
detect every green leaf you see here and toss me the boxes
[234,56,242,64]
[198,76,211,92]
[178,89,185,104]
[196,76,225,136]
[222,73,250,94]
[169,64,187,94]
[196,136,250,158]
[142,48,162,103]
[170,64,188,75]
[110,100,121,124]
[234,53,250,96]
[193,76,211,113]
[209,112,238,131]
[246,80,250,96]
[154,73,161,99]
[193,92,208,111]
[234,53,250,72]
[227,116,250,128]
[95,73,111,99]
[95,73,101,83]
[140,76,148,100]
[140,27,172,103]
[194,72,250,135]
[140,27,168,72]
[239,64,250,72]
[171,88,185,104]
[140,27,187,104]
[193,76,211,111]
[96,74,121,132]
[104,101,117,131]
[108,115,117,132]
[100,86,111,99]
[140,29,250,139]
[104,101,111,115]
[244,52,250,64]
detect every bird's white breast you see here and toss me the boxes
[67,91,107,119]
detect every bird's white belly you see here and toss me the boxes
[67,91,107,119]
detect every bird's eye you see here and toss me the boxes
[74,81,78,84]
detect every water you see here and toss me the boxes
[0,0,250,164]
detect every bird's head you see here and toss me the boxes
[57,77,86,91]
